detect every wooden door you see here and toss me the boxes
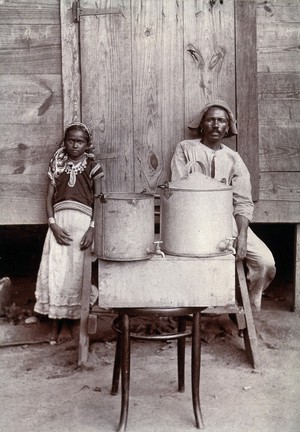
[78,0,236,193]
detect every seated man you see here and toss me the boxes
[171,99,276,311]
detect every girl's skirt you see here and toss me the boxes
[34,209,90,320]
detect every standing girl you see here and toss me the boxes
[35,122,103,344]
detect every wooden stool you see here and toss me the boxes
[111,307,205,432]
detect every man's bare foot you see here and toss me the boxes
[57,320,73,344]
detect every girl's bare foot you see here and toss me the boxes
[49,319,60,345]
[57,319,73,344]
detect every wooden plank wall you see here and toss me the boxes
[79,0,235,194]
[0,0,299,225]
[60,0,81,127]
[235,0,259,202]
[80,0,135,192]
[184,0,236,153]
[0,0,63,224]
[253,0,300,223]
[132,0,185,192]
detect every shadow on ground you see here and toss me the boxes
[0,277,299,432]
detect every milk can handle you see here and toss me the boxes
[157,181,169,189]
[158,182,173,199]
[94,193,107,203]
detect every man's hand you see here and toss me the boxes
[234,214,249,261]
[235,232,247,261]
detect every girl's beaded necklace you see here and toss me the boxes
[65,156,87,187]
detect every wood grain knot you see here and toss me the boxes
[149,152,158,170]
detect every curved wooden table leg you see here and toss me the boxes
[177,316,186,392]
[111,331,122,395]
[117,314,130,432]
[192,311,204,429]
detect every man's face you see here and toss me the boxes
[201,107,229,145]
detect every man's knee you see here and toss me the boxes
[260,256,276,282]
[266,261,276,282]
[246,253,276,285]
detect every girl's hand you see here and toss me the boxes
[80,227,94,250]
[50,224,73,246]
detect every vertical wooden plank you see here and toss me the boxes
[184,0,236,149]
[78,248,92,365]
[132,0,184,191]
[80,0,134,193]
[293,224,300,311]
[60,0,81,127]
[160,0,185,185]
[236,261,259,369]
[235,0,259,201]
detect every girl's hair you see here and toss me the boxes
[61,122,95,159]
[64,123,91,144]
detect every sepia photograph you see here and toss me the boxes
[0,1,299,431]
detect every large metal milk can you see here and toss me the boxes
[94,192,154,261]
[159,172,233,257]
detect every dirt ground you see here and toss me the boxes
[0,278,299,432]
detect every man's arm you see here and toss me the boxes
[230,155,254,261]
[234,214,249,261]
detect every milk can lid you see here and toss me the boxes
[168,172,232,191]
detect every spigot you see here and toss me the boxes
[153,241,165,258]
[226,237,236,254]
[218,237,236,255]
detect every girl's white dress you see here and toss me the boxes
[35,209,90,319]
[34,147,103,320]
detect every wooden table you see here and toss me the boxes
[78,251,258,430]
[79,251,239,362]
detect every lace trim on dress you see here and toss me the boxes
[64,157,87,187]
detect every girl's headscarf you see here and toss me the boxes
[187,100,238,138]
[48,122,95,186]
[64,122,93,145]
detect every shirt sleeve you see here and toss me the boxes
[231,155,254,222]
[171,141,189,181]
[90,160,104,180]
